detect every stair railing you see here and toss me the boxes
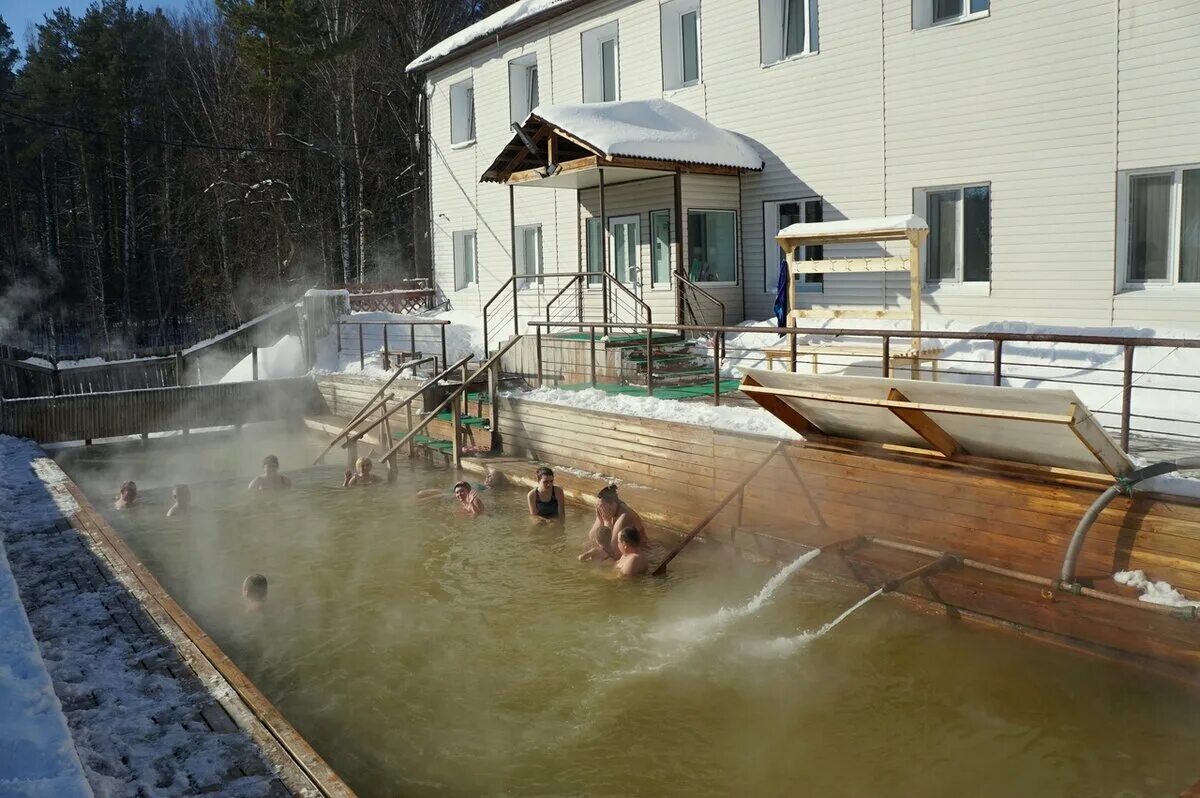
[675,272,725,328]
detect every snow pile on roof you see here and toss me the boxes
[407,0,576,72]
[534,100,763,170]
[777,215,928,239]
[1114,570,1200,608]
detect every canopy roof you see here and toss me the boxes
[482,100,763,187]
[739,369,1132,478]
[777,215,929,246]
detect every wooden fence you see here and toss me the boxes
[0,377,323,443]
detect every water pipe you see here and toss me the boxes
[1059,456,1200,588]
[878,554,961,594]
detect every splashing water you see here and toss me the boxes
[745,588,884,658]
[653,548,823,643]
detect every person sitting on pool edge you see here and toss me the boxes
[453,481,485,516]
[166,484,191,517]
[243,573,268,609]
[589,484,649,548]
[527,467,565,523]
[613,528,648,577]
[114,480,138,510]
[344,456,383,487]
[248,454,292,491]
[416,467,500,502]
[578,524,617,562]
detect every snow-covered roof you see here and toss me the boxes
[536,100,762,170]
[407,0,584,73]
[777,215,929,242]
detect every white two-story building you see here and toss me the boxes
[407,0,1200,335]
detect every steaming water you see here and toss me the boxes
[57,428,1200,798]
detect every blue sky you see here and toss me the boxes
[1,0,193,51]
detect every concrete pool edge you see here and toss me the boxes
[43,455,357,798]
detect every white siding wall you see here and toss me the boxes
[425,0,1200,331]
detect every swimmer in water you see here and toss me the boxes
[114,480,138,510]
[527,467,565,523]
[613,528,648,577]
[242,573,268,609]
[248,455,292,491]
[416,468,499,502]
[589,484,649,548]
[166,484,191,517]
[453,481,485,516]
[578,524,617,562]
[343,456,382,487]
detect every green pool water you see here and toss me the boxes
[56,428,1200,797]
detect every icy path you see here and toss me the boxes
[0,436,286,797]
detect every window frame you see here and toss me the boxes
[915,182,991,288]
[913,0,989,31]
[763,197,823,295]
[660,0,702,91]
[508,54,540,124]
[582,22,620,103]
[1117,164,1200,292]
[759,0,817,67]
[585,216,605,288]
[649,208,674,289]
[515,224,544,289]
[686,208,739,287]
[452,230,477,291]
[448,78,475,147]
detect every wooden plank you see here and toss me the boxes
[738,375,823,436]
[790,257,912,274]
[885,387,962,458]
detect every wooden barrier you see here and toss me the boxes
[0,378,322,443]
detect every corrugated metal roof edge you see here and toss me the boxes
[405,0,597,75]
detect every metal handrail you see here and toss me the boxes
[674,272,725,327]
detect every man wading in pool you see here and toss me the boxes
[248,454,292,491]
[526,467,565,524]
[588,484,649,550]
[613,528,648,577]
[453,481,485,516]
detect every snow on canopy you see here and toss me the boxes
[533,99,763,171]
[407,0,580,73]
[777,215,929,240]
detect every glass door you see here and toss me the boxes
[608,215,642,298]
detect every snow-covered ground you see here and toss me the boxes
[308,307,483,380]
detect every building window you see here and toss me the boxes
[585,217,604,286]
[453,231,477,290]
[1122,167,1200,286]
[765,198,822,293]
[650,210,672,286]
[920,184,990,284]
[516,224,543,288]
[582,23,619,103]
[760,0,816,65]
[449,79,475,145]
[660,0,701,90]
[509,54,539,124]
[687,210,737,284]
[914,0,988,29]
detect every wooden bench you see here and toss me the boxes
[762,343,944,379]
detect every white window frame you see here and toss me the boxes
[449,78,475,147]
[649,209,673,289]
[759,0,817,67]
[915,182,991,288]
[660,0,701,91]
[913,0,989,31]
[515,224,544,288]
[764,198,822,294]
[452,230,477,290]
[582,22,620,103]
[686,208,739,287]
[1117,164,1200,292]
[508,53,540,124]
[584,216,605,288]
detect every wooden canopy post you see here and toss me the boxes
[599,167,609,323]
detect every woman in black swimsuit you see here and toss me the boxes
[526,466,565,523]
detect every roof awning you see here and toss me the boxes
[482,99,764,188]
[739,369,1133,478]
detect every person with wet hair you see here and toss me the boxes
[343,456,382,487]
[578,524,617,562]
[242,573,268,609]
[613,527,648,577]
[248,454,292,491]
[416,467,500,502]
[527,467,565,523]
[589,484,649,549]
[114,480,138,510]
[166,484,191,517]
[453,481,485,516]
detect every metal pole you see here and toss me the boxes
[405,403,415,457]
[599,168,609,324]
[1121,344,1134,452]
[336,319,341,353]
[382,324,390,370]
[409,323,416,361]
[881,335,890,378]
[590,326,597,386]
[673,169,685,325]
[713,329,721,406]
[451,397,462,468]
[440,325,448,373]
[358,324,365,371]
[535,326,543,387]
[993,340,1003,386]
[252,347,259,381]
[645,326,654,397]
[789,329,798,373]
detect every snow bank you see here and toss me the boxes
[406,0,573,72]
[509,387,800,440]
[1113,570,1200,608]
[532,100,763,170]
[312,308,484,378]
[219,334,306,383]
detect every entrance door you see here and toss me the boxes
[608,215,641,300]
